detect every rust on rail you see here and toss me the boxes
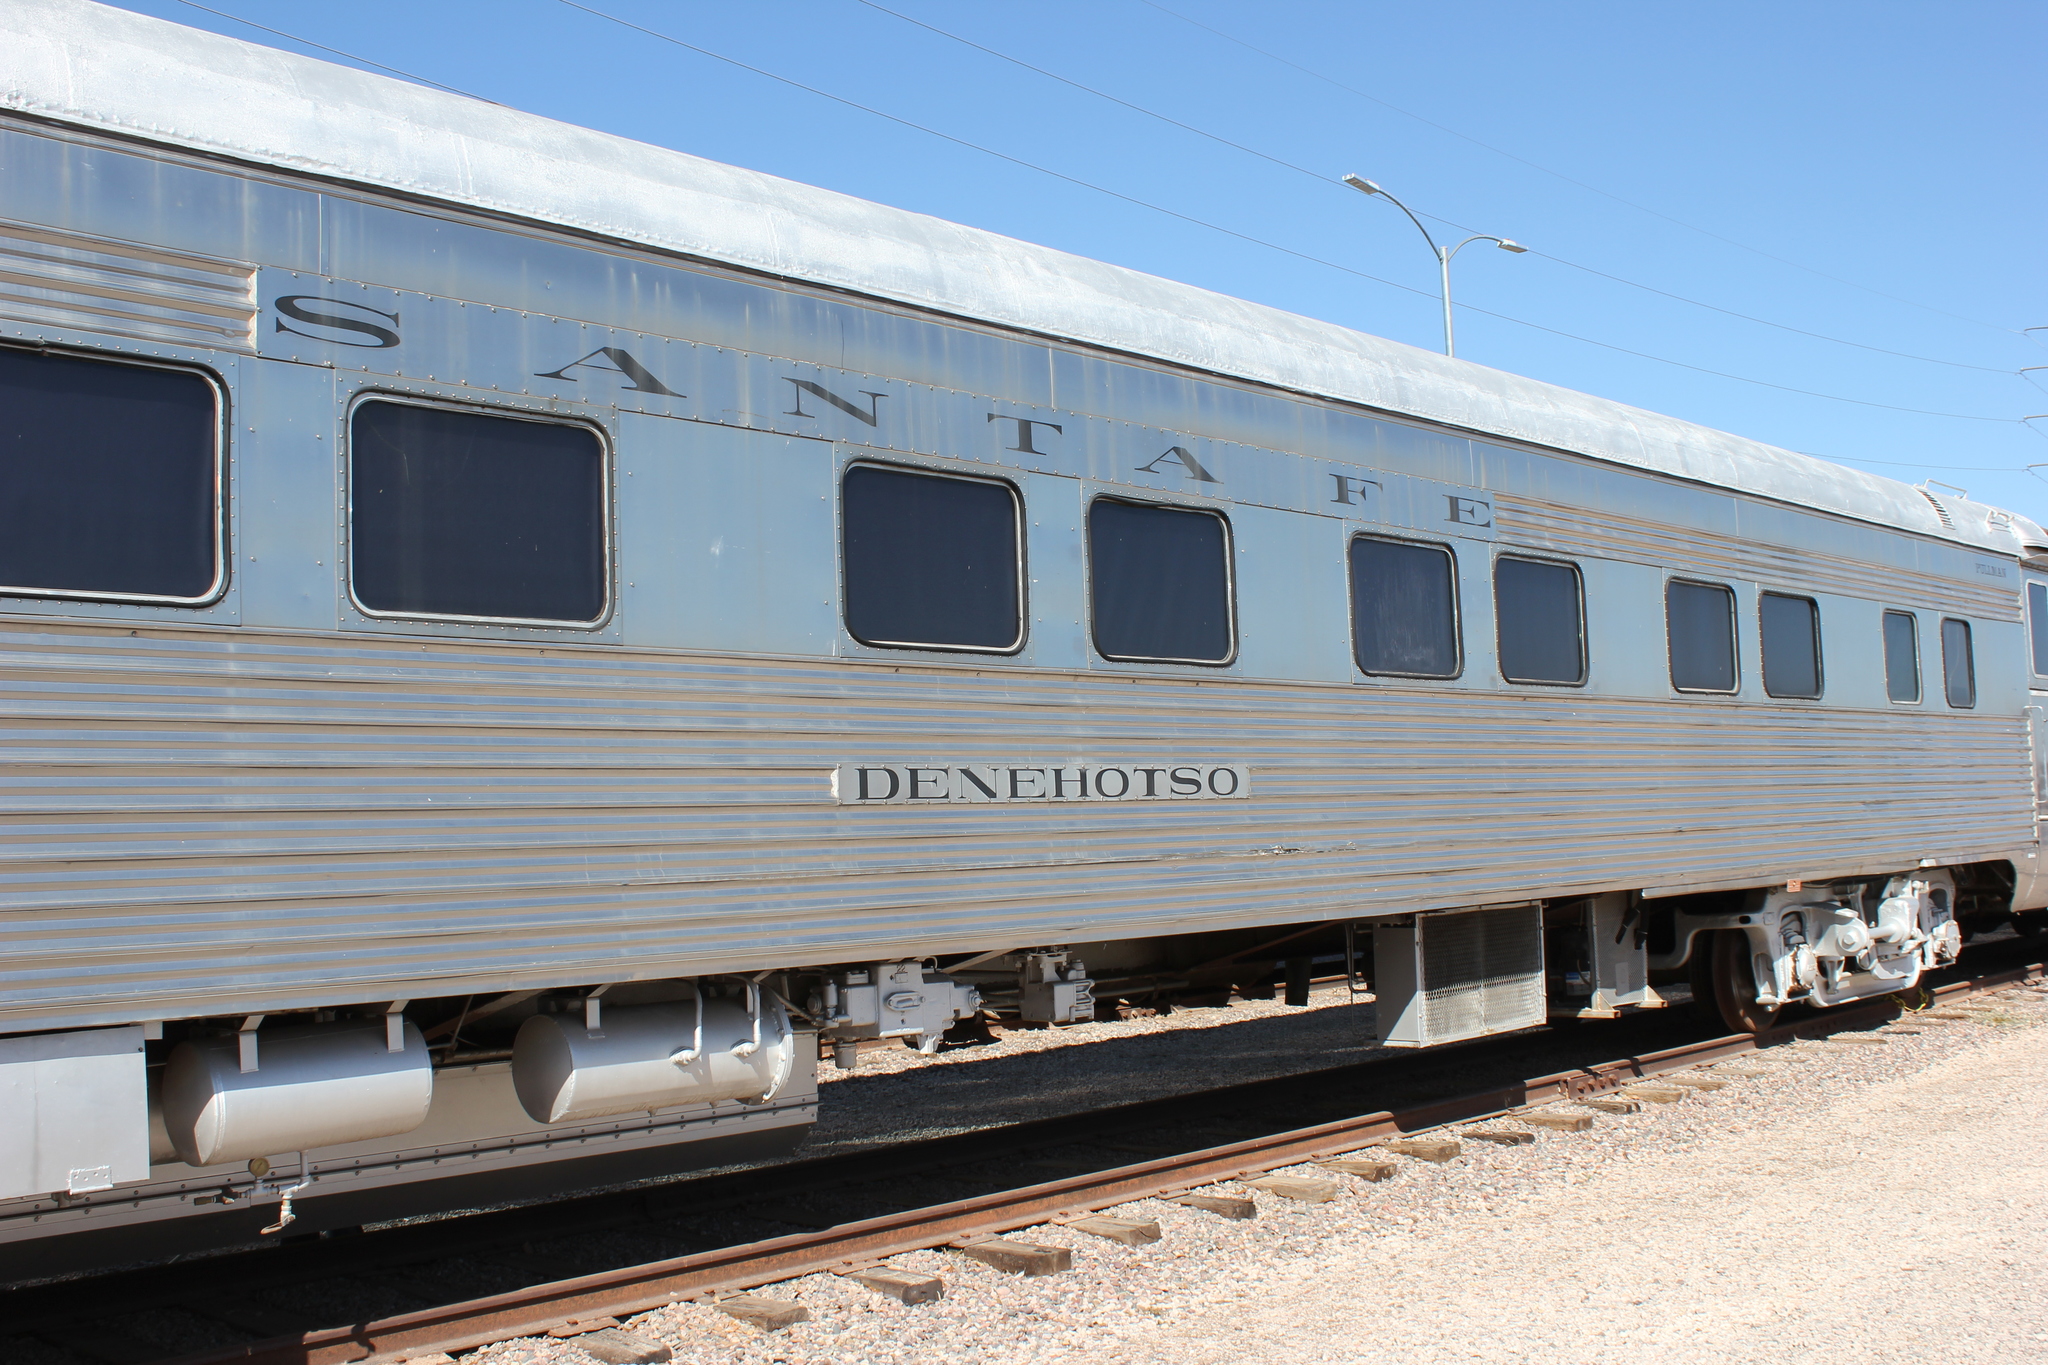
[159,961,2043,1365]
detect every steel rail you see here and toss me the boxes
[160,961,2044,1365]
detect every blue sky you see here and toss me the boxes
[111,0,2048,519]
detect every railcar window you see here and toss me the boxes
[0,347,219,602]
[1350,535,1460,678]
[1665,580,1737,692]
[1941,618,1976,709]
[1759,592,1823,699]
[1494,556,1585,685]
[350,401,606,623]
[1088,498,1232,664]
[842,464,1022,652]
[2029,583,2048,677]
[1882,610,1920,703]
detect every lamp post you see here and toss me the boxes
[1343,173,1526,358]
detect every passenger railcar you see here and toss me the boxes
[2,0,2044,1274]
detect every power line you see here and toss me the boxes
[172,0,498,103]
[1826,455,2033,472]
[153,1,2033,428]
[546,2,1427,298]
[553,1,2015,424]
[1519,248,2013,374]
[1134,0,2020,337]
[852,0,2013,377]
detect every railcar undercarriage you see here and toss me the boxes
[1,857,2026,1280]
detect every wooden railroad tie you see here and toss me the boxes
[1062,1214,1162,1246]
[546,1317,622,1337]
[1814,1035,1889,1046]
[1315,1157,1399,1180]
[1461,1128,1536,1146]
[1577,1097,1642,1115]
[838,1266,945,1304]
[1166,1192,1257,1219]
[713,1296,811,1333]
[1621,1085,1687,1104]
[1520,1110,1595,1132]
[576,1330,675,1363]
[1657,1073,1729,1091]
[546,1320,674,1361]
[952,1236,1072,1276]
[1246,1174,1343,1202]
[1381,1137,1462,1163]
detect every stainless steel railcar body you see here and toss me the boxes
[2,0,2043,1265]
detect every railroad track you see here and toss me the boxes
[10,948,2043,1365]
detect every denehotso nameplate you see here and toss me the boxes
[833,764,1248,804]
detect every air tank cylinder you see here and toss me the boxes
[511,995,796,1125]
[160,1019,434,1168]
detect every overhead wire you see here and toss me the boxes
[554,0,2014,424]
[1134,0,2020,337]
[157,1,2033,441]
[172,0,499,102]
[852,0,2012,377]
[546,2,1427,294]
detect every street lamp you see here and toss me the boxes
[1343,173,1525,358]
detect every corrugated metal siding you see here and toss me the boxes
[0,622,2029,1030]
[0,220,256,349]
[1494,493,2017,620]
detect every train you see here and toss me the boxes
[2,0,2043,1277]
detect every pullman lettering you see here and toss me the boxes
[834,763,1249,804]
[1135,446,1220,483]
[785,378,886,425]
[273,296,400,349]
[987,414,1063,455]
[1445,494,1493,527]
[536,347,679,396]
[1329,473,1382,508]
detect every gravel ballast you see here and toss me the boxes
[459,983,2048,1365]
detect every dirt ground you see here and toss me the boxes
[1151,1011,2048,1364]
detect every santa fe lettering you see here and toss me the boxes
[832,764,1250,804]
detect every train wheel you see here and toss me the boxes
[1710,929,1781,1034]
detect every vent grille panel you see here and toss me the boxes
[0,222,255,349]
[1419,905,1544,1044]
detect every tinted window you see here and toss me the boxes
[2030,583,2048,677]
[1350,536,1459,677]
[1882,610,1920,703]
[1494,556,1585,684]
[843,465,1021,651]
[1941,618,1975,708]
[0,347,219,601]
[1759,592,1822,699]
[351,401,606,623]
[1666,580,1737,692]
[1088,499,1232,663]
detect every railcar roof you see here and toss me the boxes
[3,0,2032,554]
